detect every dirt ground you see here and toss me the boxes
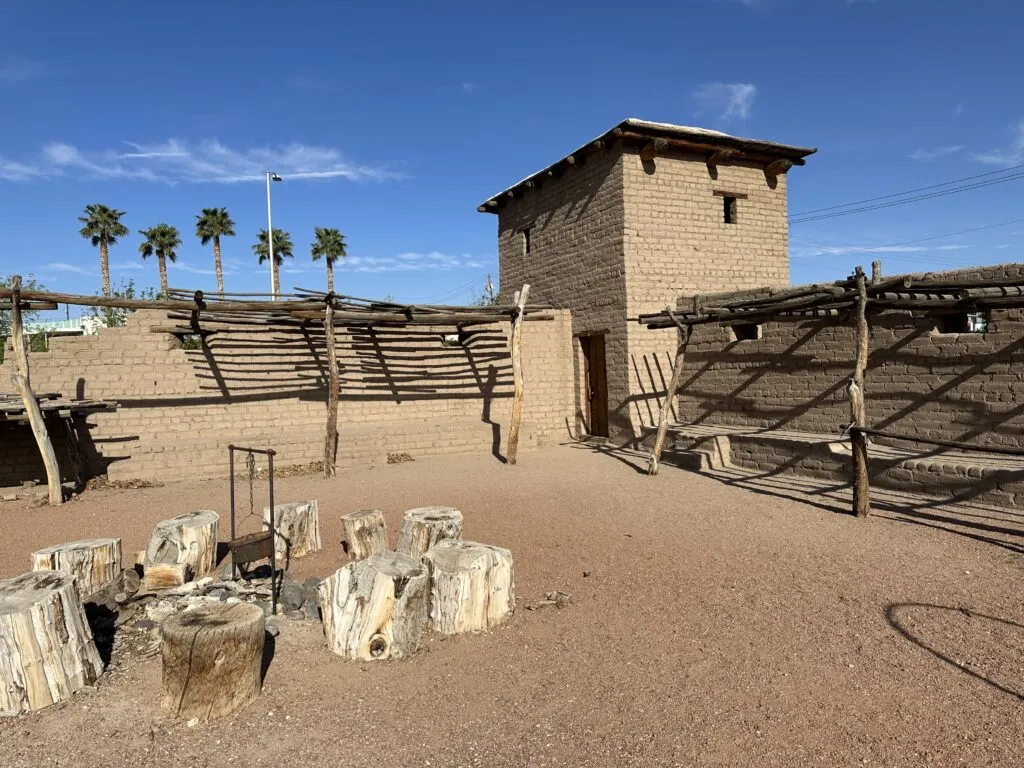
[0,443,1022,767]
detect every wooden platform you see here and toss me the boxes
[0,392,116,422]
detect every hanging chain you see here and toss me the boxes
[246,451,257,519]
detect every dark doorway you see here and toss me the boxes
[579,334,609,437]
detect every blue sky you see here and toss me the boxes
[2,0,1023,312]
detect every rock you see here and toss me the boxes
[168,582,199,596]
[122,569,141,595]
[218,559,235,581]
[134,619,158,632]
[302,598,320,622]
[114,592,129,605]
[196,576,214,589]
[279,580,305,612]
[145,601,176,623]
[285,610,305,621]
[302,576,322,591]
[225,596,241,605]
[209,589,228,601]
[265,623,281,638]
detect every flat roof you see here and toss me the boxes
[478,118,817,213]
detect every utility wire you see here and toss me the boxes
[791,170,1024,224]
[790,161,1024,219]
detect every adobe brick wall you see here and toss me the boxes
[494,142,792,442]
[668,263,1024,449]
[496,150,632,437]
[622,148,790,439]
[0,308,575,484]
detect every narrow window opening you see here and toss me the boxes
[729,323,761,342]
[522,227,531,255]
[723,196,737,224]
[934,311,988,335]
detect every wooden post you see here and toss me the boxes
[506,283,530,465]
[161,603,265,721]
[871,260,882,284]
[10,276,63,506]
[849,266,871,518]
[648,324,693,476]
[0,571,103,715]
[424,540,515,634]
[323,298,339,478]
[319,551,430,661]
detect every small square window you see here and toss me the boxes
[934,312,988,334]
[723,196,738,225]
[729,323,761,342]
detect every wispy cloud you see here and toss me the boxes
[460,82,477,93]
[954,103,965,117]
[794,244,929,259]
[0,56,50,84]
[909,145,965,161]
[693,82,756,121]
[0,139,401,184]
[283,251,487,275]
[45,262,95,276]
[935,244,969,251]
[974,119,1024,166]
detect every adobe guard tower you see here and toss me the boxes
[479,118,815,442]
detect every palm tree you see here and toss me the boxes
[78,204,128,297]
[252,228,294,298]
[310,227,347,293]
[195,207,236,297]
[138,223,182,296]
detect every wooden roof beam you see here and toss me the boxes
[764,158,794,177]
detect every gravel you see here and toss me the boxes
[0,445,1022,767]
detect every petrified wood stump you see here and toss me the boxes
[0,571,104,716]
[396,506,463,558]
[143,510,219,589]
[263,500,321,566]
[160,603,265,722]
[340,509,388,561]
[318,551,429,661]
[424,540,515,634]
[31,537,122,599]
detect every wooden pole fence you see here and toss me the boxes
[323,299,339,478]
[848,266,871,518]
[8,276,63,505]
[505,284,530,465]
[648,324,693,476]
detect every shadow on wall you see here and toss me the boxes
[641,311,1024,447]
[182,323,515,403]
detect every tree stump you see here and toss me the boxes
[340,509,388,561]
[143,510,219,588]
[263,500,321,566]
[396,506,463,558]
[0,571,104,716]
[160,603,265,722]
[424,540,515,635]
[31,538,122,600]
[318,551,429,661]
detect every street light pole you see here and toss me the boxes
[265,171,281,299]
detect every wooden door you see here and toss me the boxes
[580,335,609,437]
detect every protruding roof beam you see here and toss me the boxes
[764,158,795,176]
[707,147,741,166]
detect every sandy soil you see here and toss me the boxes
[0,444,1022,767]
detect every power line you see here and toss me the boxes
[881,217,1024,247]
[790,170,1024,224]
[790,161,1024,219]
